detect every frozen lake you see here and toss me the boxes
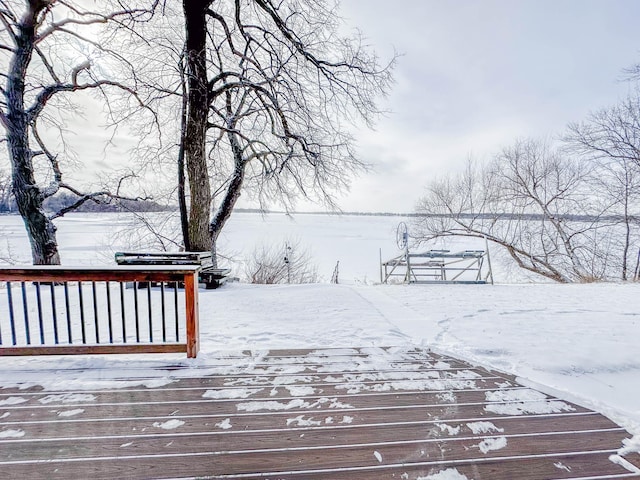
[0,212,495,284]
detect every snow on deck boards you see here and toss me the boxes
[0,347,637,480]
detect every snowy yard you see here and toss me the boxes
[1,213,639,442]
[201,282,640,436]
[2,281,639,440]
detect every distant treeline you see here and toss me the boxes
[233,209,630,222]
[0,191,170,214]
[0,198,628,222]
[233,208,408,217]
[406,212,637,223]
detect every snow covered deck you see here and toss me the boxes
[0,347,637,479]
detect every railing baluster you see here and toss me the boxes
[64,282,72,344]
[50,283,59,345]
[35,282,45,345]
[147,282,153,343]
[21,281,30,345]
[119,282,126,343]
[106,282,113,344]
[92,281,99,344]
[7,282,17,346]
[78,281,86,344]
[160,282,167,343]
[174,281,179,342]
[133,281,140,343]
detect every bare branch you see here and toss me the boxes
[32,44,61,83]
[70,59,91,85]
[0,7,17,45]
[49,182,152,221]
[26,76,147,124]
[37,5,153,43]
[31,120,62,199]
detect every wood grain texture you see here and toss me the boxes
[184,271,199,358]
[0,347,635,480]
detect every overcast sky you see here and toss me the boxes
[324,0,640,213]
[44,1,640,215]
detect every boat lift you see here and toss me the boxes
[381,223,493,284]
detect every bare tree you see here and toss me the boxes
[414,139,604,283]
[96,1,392,263]
[564,95,640,280]
[181,0,394,263]
[245,239,318,284]
[0,0,156,264]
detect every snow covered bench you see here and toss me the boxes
[114,251,231,289]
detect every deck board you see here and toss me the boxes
[0,404,597,439]
[0,346,637,479]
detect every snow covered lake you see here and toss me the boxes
[0,212,639,443]
[0,211,495,284]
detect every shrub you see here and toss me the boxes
[245,240,318,284]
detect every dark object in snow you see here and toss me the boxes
[115,251,230,289]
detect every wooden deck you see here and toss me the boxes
[0,347,638,479]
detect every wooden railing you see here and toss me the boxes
[0,266,200,358]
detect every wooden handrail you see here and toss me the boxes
[0,266,200,358]
[0,265,199,282]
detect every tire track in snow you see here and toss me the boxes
[349,287,421,344]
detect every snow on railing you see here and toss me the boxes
[0,266,200,358]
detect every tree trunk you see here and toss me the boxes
[622,188,630,281]
[5,2,61,265]
[182,0,212,252]
[177,49,190,251]
[209,130,246,267]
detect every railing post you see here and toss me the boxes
[184,271,200,358]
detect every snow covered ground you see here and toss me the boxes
[198,282,640,435]
[0,213,639,443]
